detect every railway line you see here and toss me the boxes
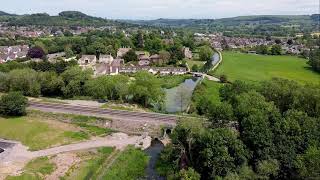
[28,101,178,124]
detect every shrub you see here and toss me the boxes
[0,92,28,116]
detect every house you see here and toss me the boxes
[138,59,150,66]
[149,54,162,64]
[135,51,146,57]
[99,54,114,63]
[94,57,124,76]
[78,55,97,68]
[183,47,193,59]
[119,66,187,75]
[0,45,29,62]
[117,48,131,58]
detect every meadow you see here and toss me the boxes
[210,51,320,84]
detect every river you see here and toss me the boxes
[164,77,200,113]
[144,139,165,180]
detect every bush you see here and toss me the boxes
[219,74,228,83]
[0,92,28,116]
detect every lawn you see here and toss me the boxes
[0,112,109,151]
[210,51,320,84]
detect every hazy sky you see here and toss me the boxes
[2,0,319,19]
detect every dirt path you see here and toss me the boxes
[0,133,148,180]
[29,133,139,158]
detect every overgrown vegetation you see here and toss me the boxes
[102,147,149,179]
[6,157,56,180]
[63,147,114,180]
[159,78,320,179]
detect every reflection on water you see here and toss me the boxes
[165,77,200,113]
[144,139,165,180]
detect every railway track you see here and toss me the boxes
[28,101,178,123]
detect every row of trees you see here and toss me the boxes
[252,44,282,55]
[0,67,164,108]
[159,78,320,179]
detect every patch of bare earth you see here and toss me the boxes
[45,153,81,180]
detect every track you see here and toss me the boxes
[28,101,178,124]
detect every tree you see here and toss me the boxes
[130,71,164,107]
[0,72,9,92]
[191,64,199,72]
[159,50,171,64]
[61,66,92,98]
[199,45,213,62]
[270,45,282,55]
[0,92,28,116]
[179,168,201,180]
[256,45,269,55]
[123,49,138,63]
[135,30,145,49]
[207,102,234,127]
[308,48,320,72]
[295,146,320,179]
[38,71,64,96]
[64,46,74,58]
[287,39,293,45]
[256,159,280,178]
[8,68,41,97]
[260,78,299,113]
[275,39,282,44]
[27,46,46,59]
[196,128,248,178]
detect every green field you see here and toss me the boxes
[0,111,113,150]
[210,52,320,84]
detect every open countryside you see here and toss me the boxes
[0,1,320,180]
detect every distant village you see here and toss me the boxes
[77,47,189,76]
[0,23,318,75]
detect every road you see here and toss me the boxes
[28,101,178,125]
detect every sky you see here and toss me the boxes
[2,0,319,19]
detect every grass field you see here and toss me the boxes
[210,51,320,84]
[0,111,113,150]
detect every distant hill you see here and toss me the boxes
[124,15,319,36]
[0,11,128,27]
[0,11,16,16]
[126,15,318,27]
